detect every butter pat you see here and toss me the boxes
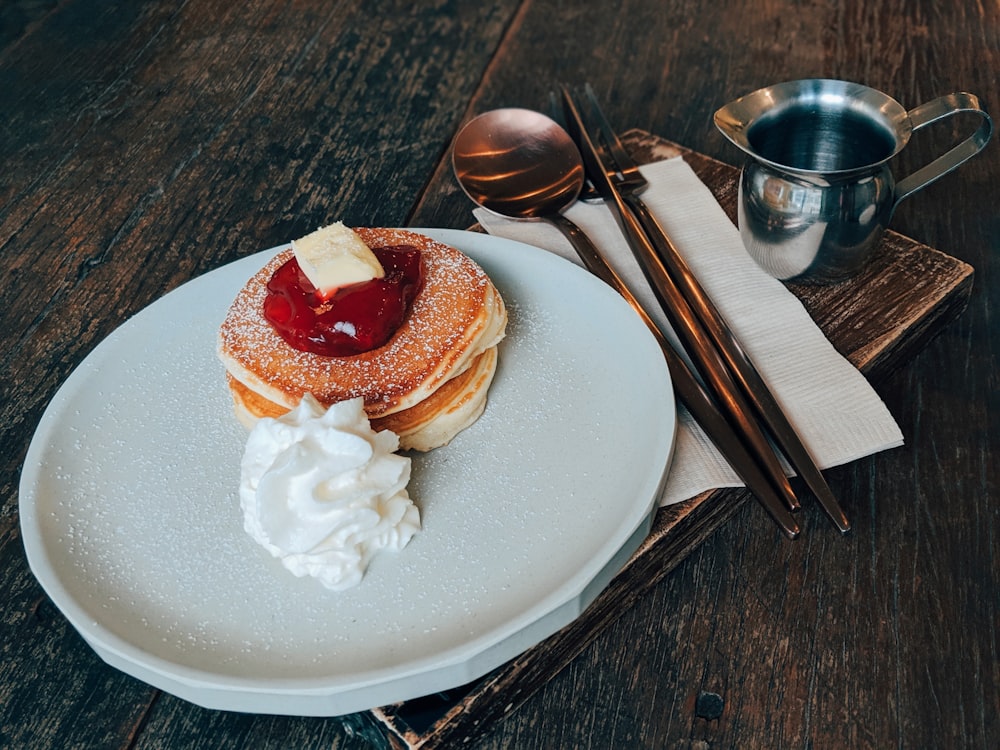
[292,222,385,299]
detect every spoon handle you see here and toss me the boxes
[546,214,800,538]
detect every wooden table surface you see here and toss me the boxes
[2,1,997,748]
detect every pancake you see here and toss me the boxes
[218,228,507,450]
[227,346,498,451]
[373,345,498,451]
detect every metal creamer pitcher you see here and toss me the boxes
[714,79,992,283]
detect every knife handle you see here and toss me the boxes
[625,194,849,533]
[557,85,800,522]
[599,189,802,514]
[546,213,800,538]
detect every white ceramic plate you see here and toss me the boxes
[19,228,676,716]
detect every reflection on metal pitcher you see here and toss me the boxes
[715,79,992,284]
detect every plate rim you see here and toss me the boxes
[18,227,676,713]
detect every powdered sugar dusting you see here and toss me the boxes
[218,229,499,416]
[21,229,674,699]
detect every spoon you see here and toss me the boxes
[451,109,800,537]
[452,108,599,253]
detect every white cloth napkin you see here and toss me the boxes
[474,156,904,506]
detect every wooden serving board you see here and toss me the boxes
[355,134,973,749]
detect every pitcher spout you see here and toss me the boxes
[713,95,757,156]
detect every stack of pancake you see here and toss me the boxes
[218,227,507,451]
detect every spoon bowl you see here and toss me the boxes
[452,108,586,220]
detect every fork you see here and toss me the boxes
[579,84,850,533]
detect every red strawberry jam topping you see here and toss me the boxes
[263,245,423,356]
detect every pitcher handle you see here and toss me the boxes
[894,92,993,206]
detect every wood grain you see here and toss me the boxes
[1,2,523,749]
[2,0,997,748]
[426,3,999,749]
[369,135,974,749]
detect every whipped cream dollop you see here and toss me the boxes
[239,394,419,591]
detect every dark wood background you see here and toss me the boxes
[2,1,996,748]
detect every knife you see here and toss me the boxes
[559,85,804,521]
[564,210,800,537]
[579,84,849,533]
